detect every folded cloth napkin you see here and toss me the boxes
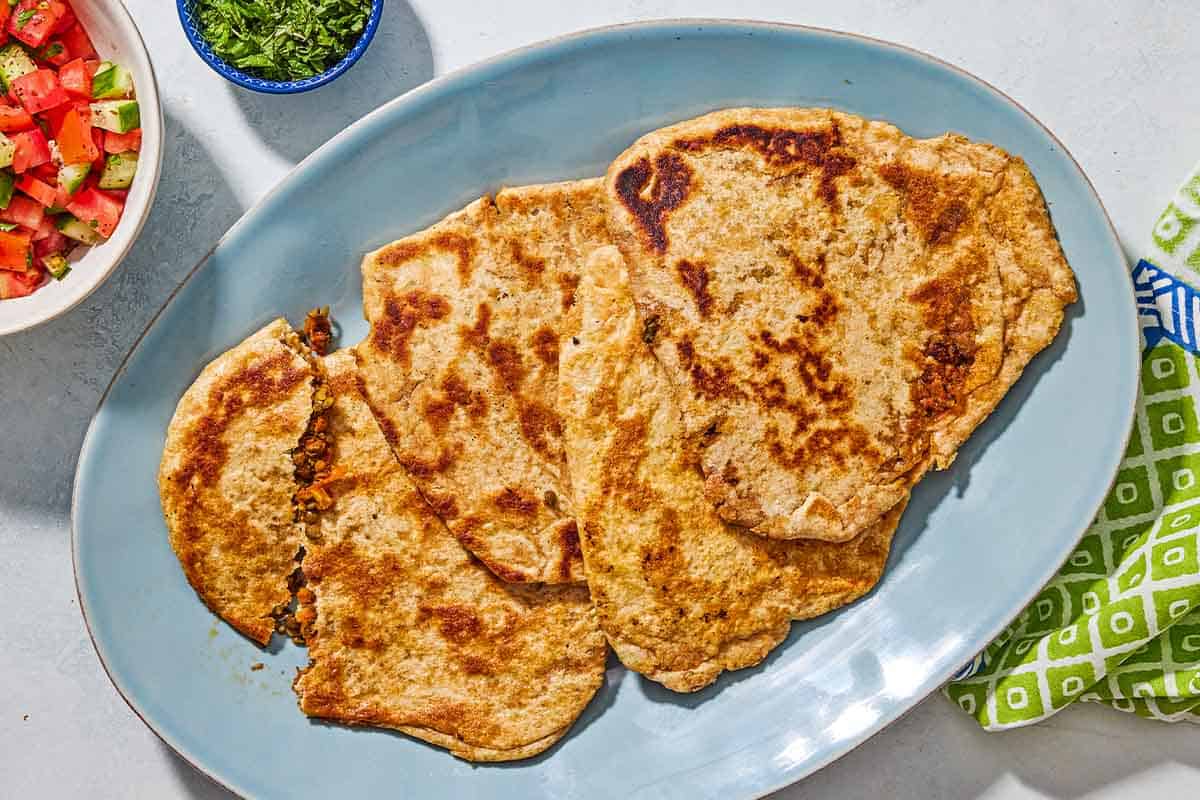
[944,165,1200,729]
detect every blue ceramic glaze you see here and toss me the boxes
[73,21,1138,799]
[176,0,384,94]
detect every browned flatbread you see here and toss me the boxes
[355,179,611,583]
[560,247,906,692]
[293,351,607,761]
[158,319,314,644]
[604,108,1076,542]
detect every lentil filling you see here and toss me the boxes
[271,308,339,644]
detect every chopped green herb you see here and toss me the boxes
[15,9,34,29]
[194,0,372,82]
[41,43,64,59]
[0,222,17,231]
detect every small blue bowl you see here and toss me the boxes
[177,0,384,94]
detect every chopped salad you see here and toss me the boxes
[0,1,141,300]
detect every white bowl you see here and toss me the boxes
[0,0,162,336]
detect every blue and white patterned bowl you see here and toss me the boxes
[176,0,384,94]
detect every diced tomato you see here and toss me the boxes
[0,228,33,270]
[31,162,57,182]
[0,269,43,297]
[0,3,10,47]
[9,0,66,49]
[58,57,91,98]
[58,22,94,60]
[0,104,34,132]
[35,228,67,256]
[10,128,51,172]
[11,69,68,114]
[40,104,67,135]
[104,129,141,154]
[17,174,57,207]
[0,194,45,229]
[51,3,75,35]
[19,173,57,206]
[50,182,70,209]
[52,107,96,164]
[0,256,27,274]
[32,213,55,240]
[38,98,82,135]
[91,128,104,169]
[67,187,121,238]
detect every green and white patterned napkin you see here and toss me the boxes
[944,165,1200,729]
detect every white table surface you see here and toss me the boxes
[3,1,1198,797]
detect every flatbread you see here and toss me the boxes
[604,108,1076,542]
[560,247,906,693]
[293,351,607,761]
[356,179,611,583]
[158,319,314,644]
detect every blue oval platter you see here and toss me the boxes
[73,20,1138,800]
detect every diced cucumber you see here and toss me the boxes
[89,100,140,134]
[0,43,36,91]
[0,133,13,169]
[43,253,70,280]
[98,152,137,189]
[56,214,104,245]
[91,62,134,99]
[58,162,90,195]
[0,170,13,210]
